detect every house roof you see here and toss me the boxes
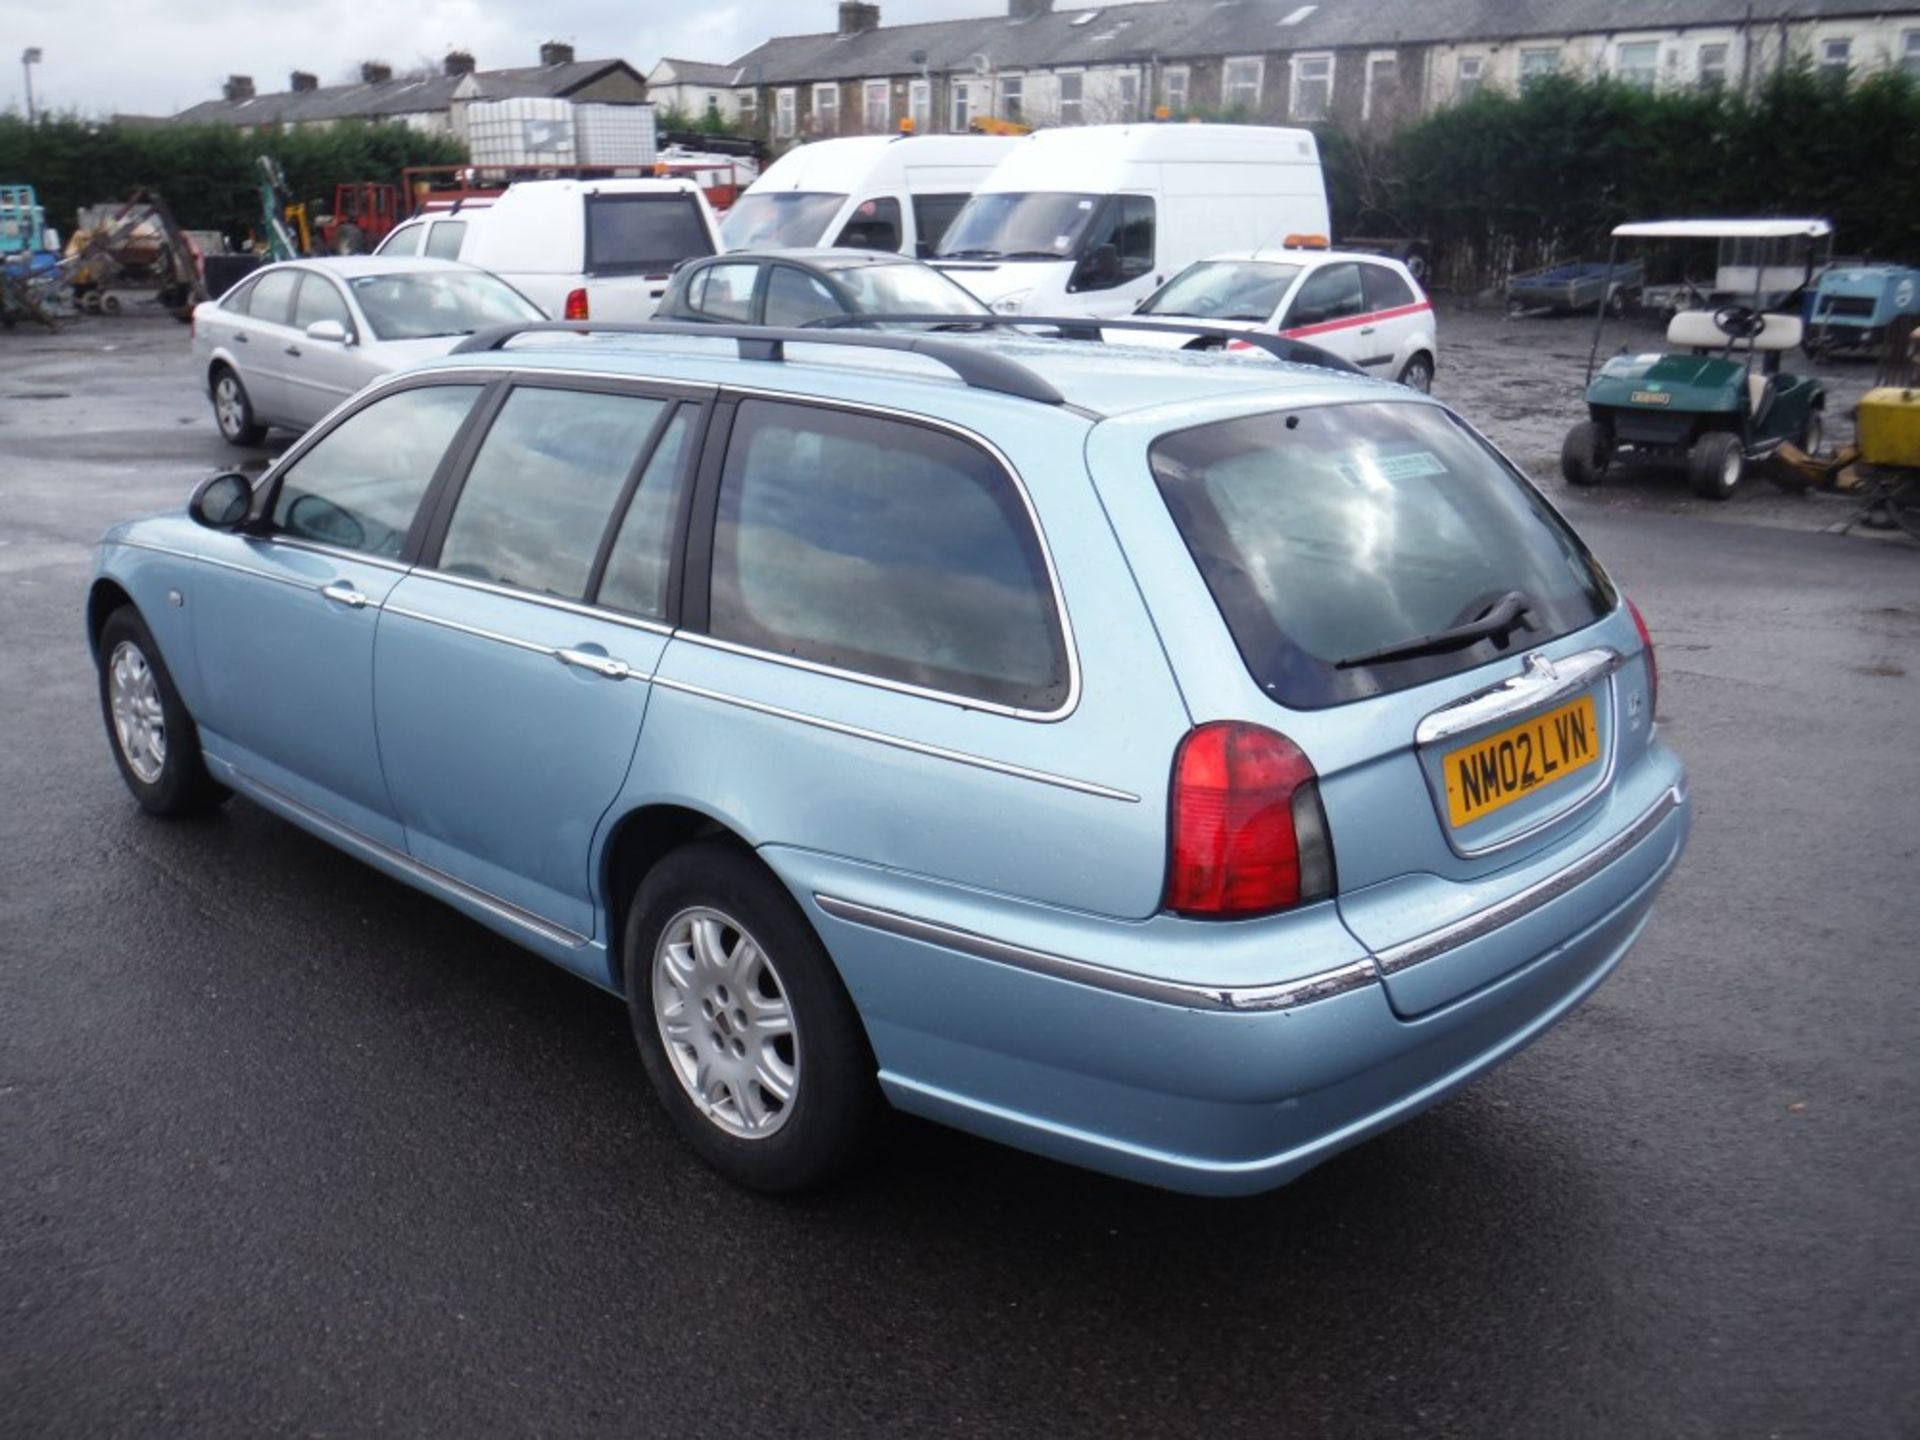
[170,59,644,126]
[727,0,1918,83]
[650,57,747,87]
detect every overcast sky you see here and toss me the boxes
[0,0,1065,118]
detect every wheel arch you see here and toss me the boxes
[86,578,137,660]
[601,802,754,994]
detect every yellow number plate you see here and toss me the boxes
[1443,694,1601,828]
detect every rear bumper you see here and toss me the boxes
[771,779,1691,1196]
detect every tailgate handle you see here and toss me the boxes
[1415,647,1623,746]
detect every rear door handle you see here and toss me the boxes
[1360,325,1377,335]
[234,332,249,343]
[556,647,633,680]
[285,345,302,357]
[320,580,368,609]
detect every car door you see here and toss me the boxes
[1278,261,1372,368]
[190,381,489,847]
[371,379,707,944]
[222,266,303,423]
[282,271,369,427]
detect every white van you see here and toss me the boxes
[719,134,1020,258]
[933,124,1330,319]
[445,178,723,321]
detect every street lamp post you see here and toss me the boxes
[21,48,41,123]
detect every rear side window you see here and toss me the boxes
[1362,263,1417,311]
[1287,263,1365,326]
[910,194,968,257]
[1150,402,1614,709]
[585,194,716,276]
[272,385,481,559]
[424,221,467,259]
[438,388,670,600]
[710,400,1068,710]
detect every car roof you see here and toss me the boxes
[1189,248,1406,269]
[710,248,915,270]
[412,328,1401,423]
[278,256,475,276]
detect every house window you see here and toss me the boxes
[998,75,1023,121]
[1616,41,1660,90]
[1058,71,1083,125]
[1456,54,1485,99]
[1163,65,1190,114]
[1697,43,1729,88]
[1225,56,1265,110]
[1903,30,1920,76]
[1289,55,1330,120]
[738,91,757,128]
[1519,47,1560,91]
[952,80,973,131]
[864,79,890,132]
[813,83,840,133]
[775,88,795,138]
[705,91,722,121]
[1363,51,1398,121]
[1820,37,1852,76]
[909,79,931,130]
[1117,71,1139,120]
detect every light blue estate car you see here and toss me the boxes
[89,319,1689,1195]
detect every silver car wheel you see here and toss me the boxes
[652,906,800,1140]
[214,374,246,439]
[108,640,167,784]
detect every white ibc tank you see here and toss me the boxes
[466,97,578,167]
[574,103,658,167]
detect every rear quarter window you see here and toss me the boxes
[585,194,716,276]
[1150,401,1614,708]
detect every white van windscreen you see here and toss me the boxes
[936,193,1101,261]
[721,192,847,250]
[584,195,716,276]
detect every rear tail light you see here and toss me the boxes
[1627,598,1658,717]
[563,287,589,321]
[1166,722,1335,918]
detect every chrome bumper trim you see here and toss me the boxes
[1374,782,1686,976]
[812,893,1379,1013]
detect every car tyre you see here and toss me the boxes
[1688,431,1745,500]
[625,842,881,1192]
[1397,353,1434,393]
[1560,420,1611,486]
[97,606,230,817]
[211,366,266,447]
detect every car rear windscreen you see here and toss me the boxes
[585,194,716,276]
[1150,402,1615,709]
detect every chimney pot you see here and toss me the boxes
[443,50,476,77]
[539,41,575,66]
[838,3,881,35]
[360,61,393,84]
[223,74,255,102]
[289,71,318,92]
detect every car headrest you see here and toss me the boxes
[1666,309,1805,352]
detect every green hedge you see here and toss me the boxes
[0,116,466,241]
[1326,67,1920,288]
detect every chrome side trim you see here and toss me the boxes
[813,894,1378,1013]
[1374,783,1686,976]
[268,537,411,575]
[108,539,203,566]
[409,568,674,637]
[1415,647,1624,745]
[231,770,590,949]
[653,676,1138,802]
[384,602,649,676]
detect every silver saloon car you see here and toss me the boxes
[191,257,544,444]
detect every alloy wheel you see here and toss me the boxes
[108,640,167,784]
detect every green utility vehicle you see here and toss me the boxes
[1561,219,1829,500]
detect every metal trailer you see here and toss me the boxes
[1507,259,1644,315]
[1805,265,1920,358]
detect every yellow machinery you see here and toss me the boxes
[1856,387,1920,468]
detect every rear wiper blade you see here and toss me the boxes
[1335,591,1533,669]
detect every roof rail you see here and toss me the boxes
[449,319,1066,405]
[804,314,1364,375]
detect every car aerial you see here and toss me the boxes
[654,248,992,328]
[90,317,1688,1196]
[1120,244,1439,391]
[192,256,544,444]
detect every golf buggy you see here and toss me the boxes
[1561,219,1829,500]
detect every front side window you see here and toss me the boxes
[1290,55,1330,119]
[833,195,902,251]
[272,385,480,558]
[346,271,541,340]
[376,223,423,257]
[1616,41,1660,90]
[1285,262,1365,327]
[423,220,467,259]
[710,400,1068,710]
[293,274,353,333]
[685,262,761,322]
[812,83,840,134]
[438,388,669,600]
[243,268,300,326]
[763,266,846,326]
[1150,402,1613,708]
[585,194,716,276]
